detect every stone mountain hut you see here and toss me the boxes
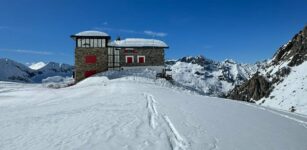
[71,31,169,82]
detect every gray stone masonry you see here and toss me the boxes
[119,47,164,67]
[75,47,108,82]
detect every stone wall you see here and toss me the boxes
[119,47,165,67]
[75,47,108,82]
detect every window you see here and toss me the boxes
[125,56,134,64]
[85,55,97,64]
[93,39,98,47]
[101,39,106,47]
[90,39,94,47]
[137,56,145,63]
[86,39,90,47]
[77,38,82,47]
[84,70,96,77]
[97,39,101,47]
[81,38,86,47]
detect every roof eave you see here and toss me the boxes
[70,35,111,40]
[108,46,169,48]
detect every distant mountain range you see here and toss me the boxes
[166,56,258,97]
[0,58,74,83]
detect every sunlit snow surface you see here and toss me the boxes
[1,74,307,150]
[259,61,307,115]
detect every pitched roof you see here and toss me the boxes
[71,31,110,40]
[109,38,168,48]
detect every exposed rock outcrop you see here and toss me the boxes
[227,73,271,102]
[272,26,307,66]
[227,25,307,102]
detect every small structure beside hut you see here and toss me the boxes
[71,31,169,82]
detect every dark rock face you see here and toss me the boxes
[272,26,307,66]
[227,73,271,102]
[227,25,307,102]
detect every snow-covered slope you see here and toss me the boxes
[28,62,47,70]
[258,61,307,114]
[0,74,307,150]
[167,56,257,97]
[0,58,73,83]
[228,25,307,115]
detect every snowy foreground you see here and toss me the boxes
[1,75,307,150]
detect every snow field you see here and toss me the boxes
[0,75,307,150]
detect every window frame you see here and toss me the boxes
[125,55,134,64]
[101,39,106,47]
[93,39,98,47]
[137,55,145,63]
[77,38,82,47]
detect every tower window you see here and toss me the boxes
[77,38,106,48]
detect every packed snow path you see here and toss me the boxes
[1,77,307,150]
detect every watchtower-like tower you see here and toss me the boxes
[71,31,110,82]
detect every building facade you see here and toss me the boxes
[71,31,168,82]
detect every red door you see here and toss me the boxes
[127,57,133,63]
[84,70,96,77]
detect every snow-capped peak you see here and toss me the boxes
[28,62,47,70]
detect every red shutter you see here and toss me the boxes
[138,57,145,63]
[85,55,97,64]
[127,57,133,63]
[84,70,96,77]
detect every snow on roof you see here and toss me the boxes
[73,31,109,37]
[109,38,168,48]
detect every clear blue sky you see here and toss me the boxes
[0,0,306,65]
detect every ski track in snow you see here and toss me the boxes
[163,115,188,150]
[146,93,158,129]
[144,93,188,150]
